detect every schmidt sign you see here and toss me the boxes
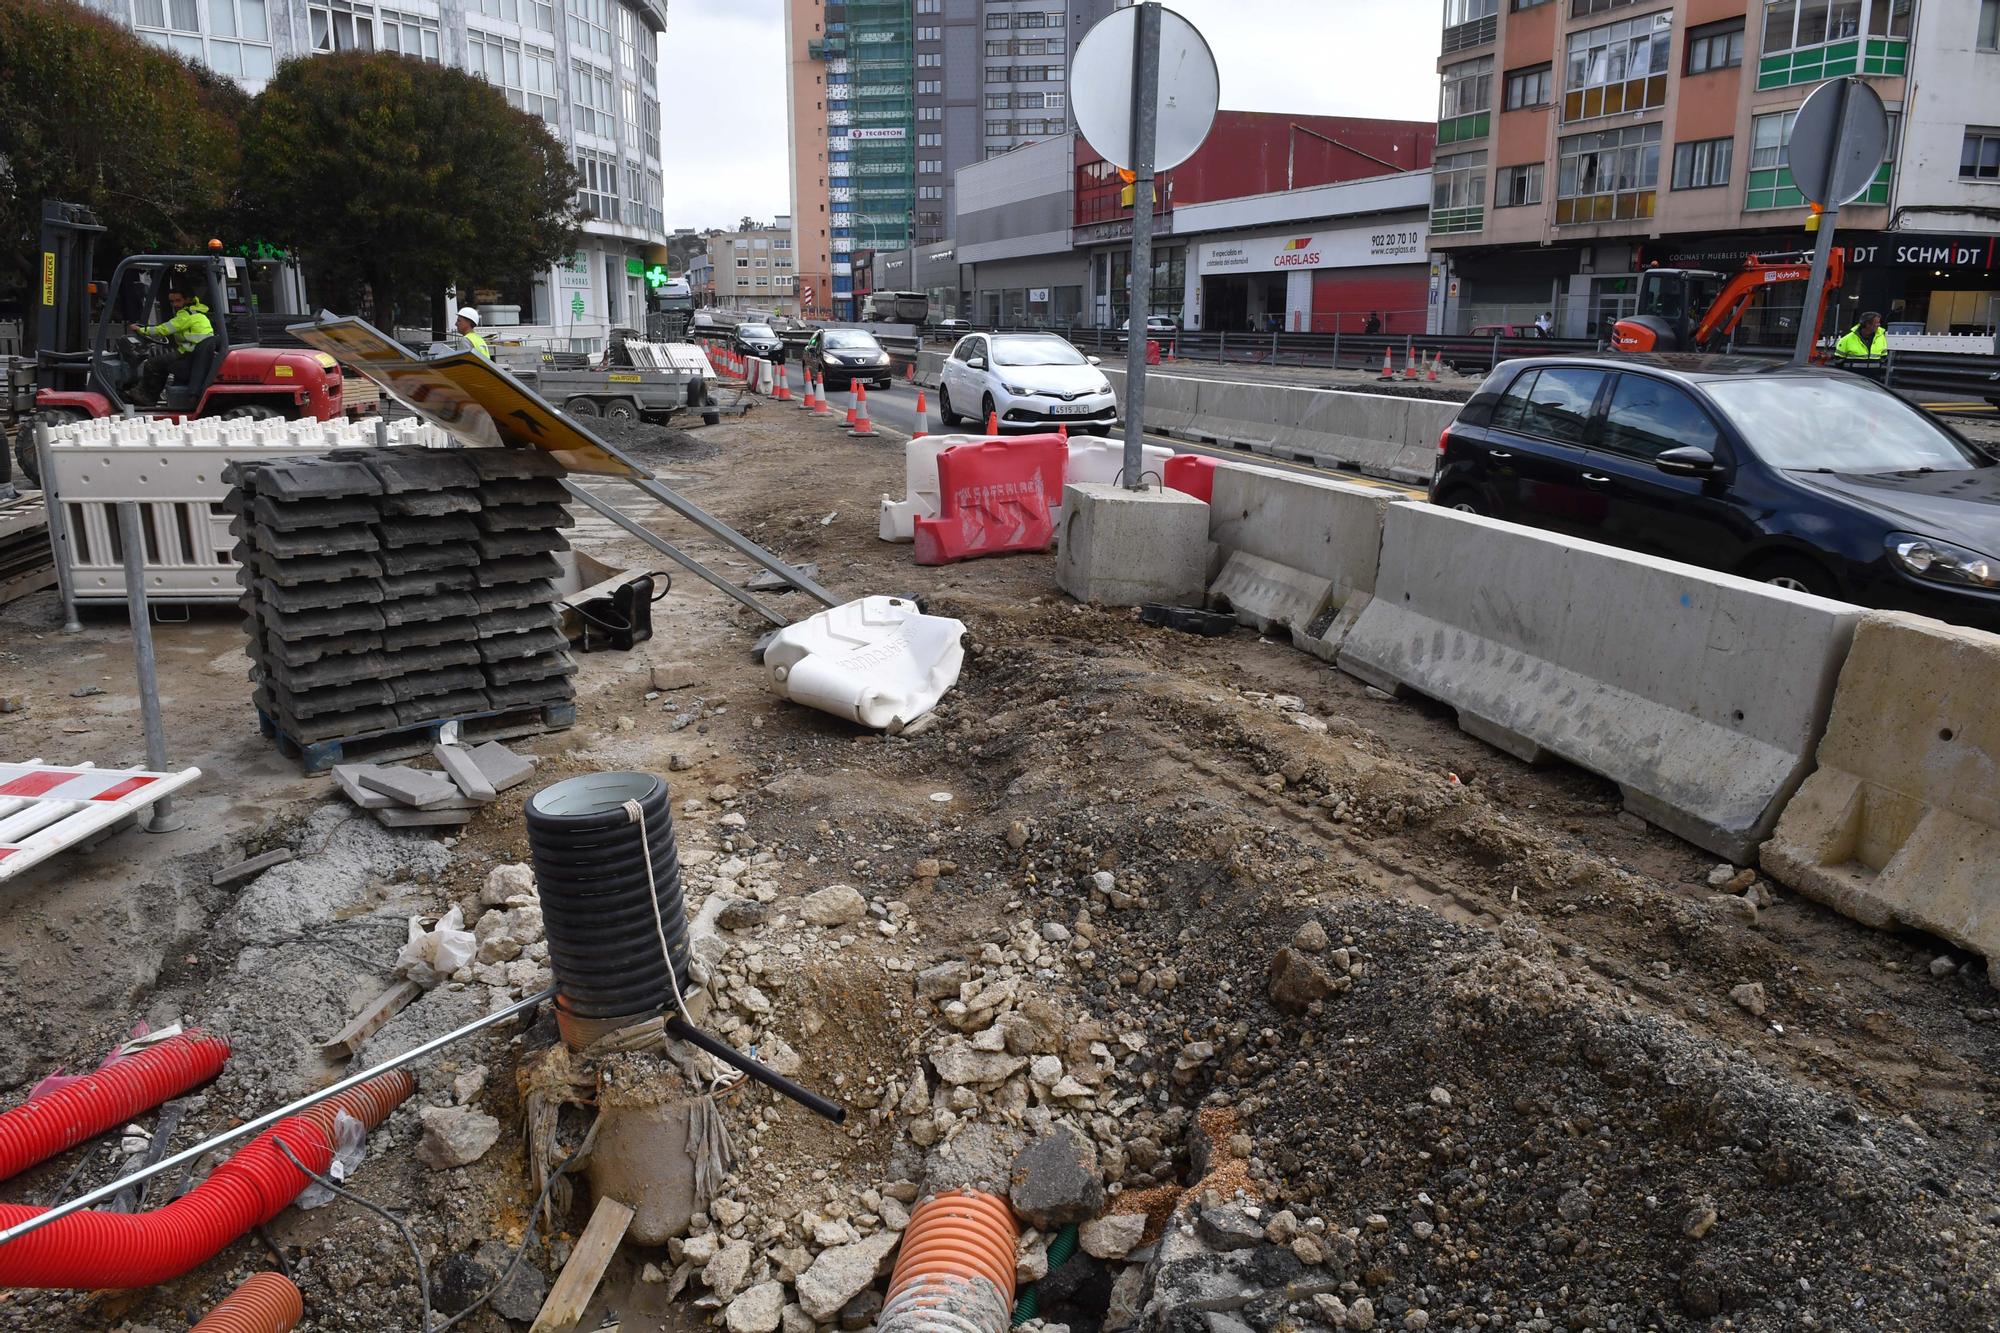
[1845,233,1997,270]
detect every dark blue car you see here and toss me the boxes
[1432,354,2000,630]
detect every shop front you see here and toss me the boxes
[1191,220,1428,334]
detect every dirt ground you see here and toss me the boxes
[0,402,1995,1331]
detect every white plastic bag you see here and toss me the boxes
[295,1110,366,1209]
[395,906,476,989]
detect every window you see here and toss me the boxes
[1496,162,1544,206]
[1685,19,1743,73]
[1570,0,1646,14]
[919,158,943,173]
[575,149,620,221]
[1047,92,1065,110]
[372,7,439,60]
[567,0,612,57]
[1018,11,1048,28]
[468,31,557,122]
[986,93,1009,108]
[918,132,942,148]
[986,119,1009,136]
[169,0,274,78]
[917,25,941,40]
[918,186,944,201]
[1554,122,1661,223]
[1564,14,1671,121]
[1984,0,2000,50]
[986,14,1009,28]
[917,52,941,68]
[1441,56,1493,118]
[1672,137,1732,189]
[1512,0,1551,7]
[918,106,942,122]
[1504,63,1552,110]
[1600,376,1719,461]
[1493,367,1605,444]
[986,66,1008,83]
[570,61,616,139]
[1964,129,2000,181]
[735,258,749,269]
[468,0,555,31]
[1443,0,1498,50]
[1014,92,1044,108]
[917,79,941,94]
[306,0,369,54]
[1432,150,1488,233]
[917,0,941,14]
[1762,0,1907,53]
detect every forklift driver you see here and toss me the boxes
[129,283,215,404]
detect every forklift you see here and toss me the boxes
[8,200,347,484]
[1609,249,1847,360]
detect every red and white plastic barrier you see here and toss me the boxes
[912,435,1068,566]
[0,761,202,882]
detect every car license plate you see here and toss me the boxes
[1049,403,1093,415]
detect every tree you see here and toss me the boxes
[0,0,246,338]
[240,52,580,329]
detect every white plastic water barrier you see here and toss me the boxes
[762,595,966,732]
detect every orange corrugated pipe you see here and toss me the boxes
[190,1272,304,1332]
[877,1191,1017,1333]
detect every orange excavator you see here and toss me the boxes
[1611,248,1846,360]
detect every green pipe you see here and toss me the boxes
[1011,1223,1081,1326]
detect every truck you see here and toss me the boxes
[7,200,345,484]
[862,290,930,325]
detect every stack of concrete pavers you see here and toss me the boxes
[331,739,537,829]
[224,445,578,754]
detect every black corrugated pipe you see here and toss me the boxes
[525,772,845,1124]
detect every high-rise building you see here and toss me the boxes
[1427,0,1996,341]
[87,0,672,352]
[788,0,1123,320]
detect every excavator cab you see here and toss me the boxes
[1612,269,1726,353]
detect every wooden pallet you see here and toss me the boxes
[257,698,575,774]
[0,492,54,607]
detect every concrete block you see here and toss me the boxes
[389,665,488,703]
[233,516,380,558]
[249,549,383,586]
[374,803,476,829]
[486,650,578,686]
[227,456,383,500]
[360,448,481,492]
[474,503,575,533]
[395,690,491,726]
[251,494,379,532]
[482,676,575,710]
[377,515,480,546]
[1762,612,2000,961]
[473,553,563,586]
[473,579,557,614]
[357,764,463,809]
[254,577,383,615]
[476,529,573,559]
[378,567,477,601]
[467,740,536,792]
[478,477,569,506]
[381,617,480,651]
[1338,504,1859,863]
[478,626,569,663]
[464,448,568,481]
[435,743,499,803]
[1207,551,1333,637]
[380,488,481,517]
[331,763,396,810]
[1056,482,1209,608]
[381,590,479,624]
[380,542,480,576]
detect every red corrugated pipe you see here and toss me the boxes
[877,1191,1018,1333]
[190,1271,304,1332]
[0,1031,231,1183]
[0,1068,413,1289]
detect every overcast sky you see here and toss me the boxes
[659,1,1442,232]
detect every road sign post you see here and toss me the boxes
[1122,3,1161,490]
[1784,77,1889,367]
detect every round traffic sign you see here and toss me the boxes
[1787,77,1889,209]
[1069,4,1220,173]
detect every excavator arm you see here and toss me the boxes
[1690,248,1847,354]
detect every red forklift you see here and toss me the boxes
[1610,248,1848,359]
[10,200,346,483]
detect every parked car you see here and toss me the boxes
[1470,322,1550,339]
[805,328,894,392]
[731,322,785,362]
[1432,354,2000,629]
[1117,315,1180,345]
[932,318,972,337]
[938,332,1117,435]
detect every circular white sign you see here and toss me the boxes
[1070,4,1221,173]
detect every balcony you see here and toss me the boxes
[1441,15,1496,54]
[1757,37,1908,89]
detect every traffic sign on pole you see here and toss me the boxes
[1785,78,1889,367]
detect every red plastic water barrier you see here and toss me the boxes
[0,1069,414,1289]
[0,1031,230,1184]
[1163,453,1218,504]
[912,435,1068,566]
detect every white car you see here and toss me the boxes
[938,333,1118,435]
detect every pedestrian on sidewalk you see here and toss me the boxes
[1363,311,1382,335]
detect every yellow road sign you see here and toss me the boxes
[286,316,647,479]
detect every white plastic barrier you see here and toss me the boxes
[1058,437,1173,532]
[1338,505,1861,863]
[879,433,990,542]
[762,595,966,732]
[46,416,451,600]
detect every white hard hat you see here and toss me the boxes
[456,306,481,325]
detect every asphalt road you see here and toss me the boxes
[821,377,1428,500]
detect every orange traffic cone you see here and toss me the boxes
[797,368,816,410]
[774,362,793,401]
[844,383,858,427]
[1378,347,1395,378]
[848,381,879,437]
[913,389,928,439]
[905,361,917,382]
[1403,346,1419,379]
[1426,351,1441,382]
[1057,421,1069,441]
[986,408,1000,436]
[812,373,833,416]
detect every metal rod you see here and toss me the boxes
[626,474,837,608]
[666,1016,845,1124]
[34,423,82,634]
[1121,0,1161,491]
[560,479,789,627]
[0,986,556,1250]
[116,501,181,833]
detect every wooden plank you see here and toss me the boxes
[317,979,422,1060]
[530,1195,636,1333]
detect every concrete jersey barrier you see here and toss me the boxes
[1205,462,1405,658]
[1338,505,1861,863]
[1761,611,2000,962]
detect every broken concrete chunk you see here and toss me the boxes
[726,1281,786,1333]
[916,959,969,1000]
[434,743,498,803]
[930,1036,1027,1088]
[481,863,536,906]
[357,764,462,810]
[1008,1124,1105,1229]
[794,1230,901,1321]
[705,1238,753,1301]
[1267,946,1337,1013]
[1079,1212,1146,1260]
[416,1105,500,1168]
[801,883,868,927]
[212,848,294,888]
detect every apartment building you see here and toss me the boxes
[1429,0,1997,339]
[93,0,673,352]
[787,0,1122,320]
[704,219,801,316]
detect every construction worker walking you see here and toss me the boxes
[455,306,491,360]
[129,284,215,403]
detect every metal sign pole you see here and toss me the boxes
[115,501,182,833]
[1791,77,1850,368]
[1121,2,1161,491]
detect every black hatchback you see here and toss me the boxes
[1432,354,2000,631]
